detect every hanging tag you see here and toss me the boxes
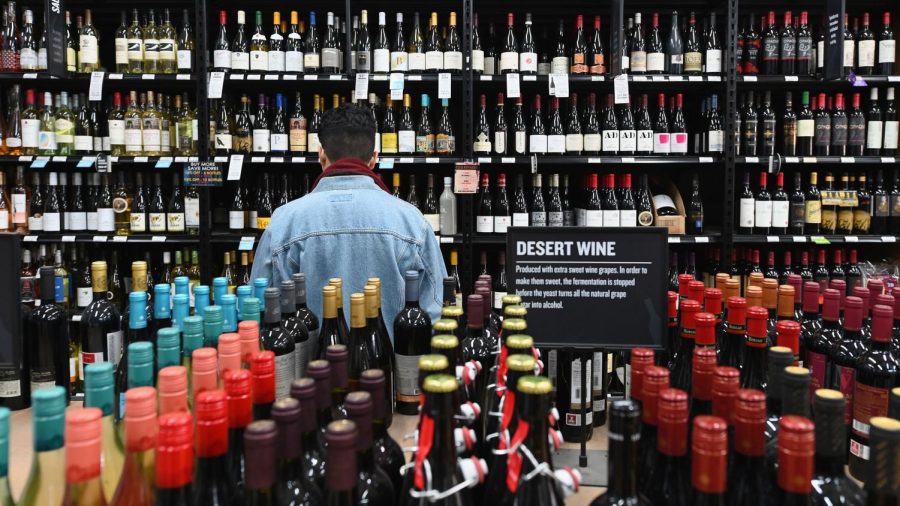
[506,73,520,98]
[88,71,105,101]
[614,74,630,104]
[355,72,370,100]
[228,154,244,181]
[453,162,480,194]
[239,236,256,250]
[549,74,569,98]
[208,71,225,99]
[438,73,452,99]
[389,72,404,100]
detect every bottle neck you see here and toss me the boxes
[607,424,640,498]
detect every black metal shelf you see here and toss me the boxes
[733,234,897,245]
[472,232,722,244]
[474,155,723,165]
[209,231,464,245]
[19,233,201,244]
[2,155,200,168]
[474,74,725,83]
[736,155,898,165]
[211,155,465,166]
[737,75,900,84]
[0,71,197,83]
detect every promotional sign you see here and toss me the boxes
[45,0,67,77]
[506,227,667,349]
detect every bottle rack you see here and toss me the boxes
[5,0,900,294]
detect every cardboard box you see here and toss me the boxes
[650,177,685,235]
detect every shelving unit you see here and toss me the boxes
[3,0,898,295]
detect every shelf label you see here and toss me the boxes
[134,156,149,163]
[743,75,757,82]
[250,156,264,163]
[613,74,630,103]
[108,73,123,80]
[501,157,516,164]
[62,235,75,242]
[766,236,779,242]
[668,237,681,243]
[52,156,66,162]
[425,157,439,164]
[176,74,191,80]
[523,75,537,81]
[283,74,297,80]
[845,236,858,242]
[229,73,244,80]
[76,157,95,168]
[208,71,225,99]
[477,157,492,163]
[438,73,452,99]
[889,76,900,82]
[633,75,648,82]
[480,75,493,81]
[214,156,227,163]
[745,156,760,163]
[389,72,404,100]
[152,236,167,242]
[506,73,520,98]
[439,236,454,244]
[668,75,682,81]
[329,74,342,80]
[882,236,897,243]
[18,156,32,162]
[174,157,188,162]
[784,75,799,81]
[811,236,831,245]
[785,157,799,163]
[269,157,284,163]
[155,159,172,169]
[621,157,635,163]
[840,157,855,163]
[709,75,722,81]
[112,236,127,242]
[587,158,603,164]
[355,72,369,100]
[396,157,412,164]
[264,74,279,80]
[549,74,569,97]
[882,157,896,163]
[694,237,709,243]
[699,157,714,163]
[88,71,105,101]
[407,75,422,81]
[379,158,394,169]
[92,235,107,242]
[141,74,155,80]
[22,72,37,79]
[454,162,480,194]
[802,157,817,163]
[291,157,305,163]
[591,75,605,81]
[227,155,244,181]
[239,236,256,250]
[246,74,261,80]
[792,236,806,242]
[303,74,318,80]
[688,75,702,81]
[23,235,37,242]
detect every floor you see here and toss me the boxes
[7,404,606,504]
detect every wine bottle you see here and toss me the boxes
[110,387,157,506]
[259,287,295,399]
[740,306,769,389]
[270,398,323,504]
[344,391,396,504]
[591,400,652,505]
[316,285,344,358]
[848,302,900,479]
[865,416,900,503]
[61,407,105,506]
[27,266,70,396]
[80,261,123,381]
[359,369,404,491]
[520,14,538,74]
[637,366,669,496]
[289,377,327,491]
[810,389,865,504]
[770,416,815,504]
[324,420,360,504]
[155,412,194,505]
[691,416,728,504]
[192,390,238,504]
[393,271,432,415]
[250,351,276,420]
[290,273,320,359]
[727,388,769,503]
[19,387,67,506]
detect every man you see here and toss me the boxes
[250,103,447,340]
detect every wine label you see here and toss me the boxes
[494,215,511,233]
[232,51,250,70]
[79,35,98,64]
[853,207,871,233]
[307,133,320,153]
[252,129,271,152]
[885,121,900,149]
[568,357,592,412]
[444,51,463,70]
[849,118,866,147]
[585,209,602,226]
[493,132,507,154]
[620,210,637,227]
[185,198,200,227]
[739,198,756,228]
[21,118,39,147]
[754,200,772,227]
[637,130,653,153]
[548,211,564,227]
[274,351,295,400]
[43,212,61,232]
[471,49,484,72]
[167,212,185,232]
[142,127,161,152]
[565,133,584,153]
[130,212,146,232]
[684,51,702,72]
[271,133,288,152]
[424,213,440,232]
[425,51,443,70]
[390,51,408,72]
[286,50,304,72]
[602,210,620,227]
[229,210,245,229]
[828,364,856,424]
[602,130,619,152]
[647,52,665,72]
[250,50,268,71]
[303,53,321,69]
[708,130,724,152]
[515,131,527,154]
[831,117,848,147]
[547,134,565,153]
[705,49,722,72]
[269,50,285,72]
[879,40,896,63]
[408,52,425,71]
[149,212,166,232]
[584,133,601,152]
[843,41,855,67]
[550,57,569,75]
[295,340,309,379]
[797,36,813,63]
[106,330,124,367]
[520,52,537,73]
[38,129,57,150]
[398,131,416,153]
[653,132,670,154]
[395,353,421,402]
[858,40,876,67]
[11,194,25,224]
[256,216,270,230]
[473,132,492,153]
[630,51,647,72]
[798,119,814,138]
[483,56,496,75]
[772,200,789,228]
[638,209,653,226]
[620,129,637,152]
[512,213,529,227]
[529,134,547,154]
[531,212,547,227]
[790,202,805,229]
[814,117,831,147]
[867,121,884,149]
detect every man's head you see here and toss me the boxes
[318,103,377,168]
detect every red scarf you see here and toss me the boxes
[311,158,389,192]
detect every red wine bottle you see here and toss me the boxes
[278,279,310,380]
[728,388,769,502]
[770,416,815,505]
[690,346,717,418]
[691,416,728,505]
[765,365,811,481]
[849,303,900,480]
[740,306,769,389]
[776,320,801,366]
[637,366,669,497]
[646,388,691,504]
[289,377,326,491]
[325,344,350,419]
[192,390,239,504]
[344,391,396,505]
[242,420,278,503]
[670,299,699,390]
[710,366,740,438]
[323,420,359,505]
[250,351,275,420]
[223,368,252,491]
[720,296,747,369]
[271,397,323,504]
[810,389,864,504]
[394,270,432,416]
[660,292,678,367]
[28,266,71,400]
[359,369,405,493]
[826,295,866,430]
[864,417,900,502]
[763,347,796,439]
[155,412,194,505]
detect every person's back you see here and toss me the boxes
[250,103,446,341]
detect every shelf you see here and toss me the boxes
[737,75,900,84]
[733,234,897,244]
[737,155,898,165]
[212,155,464,166]
[19,233,201,244]
[472,232,721,244]
[224,72,350,82]
[0,71,197,83]
[2,155,200,168]
[474,155,722,165]
[475,74,725,83]
[209,231,463,245]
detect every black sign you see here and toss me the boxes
[184,162,223,187]
[506,227,667,349]
[44,0,67,77]
[824,0,844,80]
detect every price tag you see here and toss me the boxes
[214,156,228,162]
[52,156,66,162]
[251,156,264,163]
[108,73,123,80]
[96,153,109,172]
[477,157,492,163]
[688,75,702,81]
[76,157,95,168]
[18,156,32,162]
[621,157,635,163]
[247,74,261,80]
[845,236,858,242]
[355,72,369,100]
[155,159,172,169]
[92,235,107,242]
[239,236,256,250]
[134,156,149,163]
[141,73,156,80]
[745,156,760,163]
[379,158,394,169]
[792,236,806,242]
[291,156,305,163]
[399,157,414,164]
[709,75,722,81]
[695,237,709,243]
[840,157,855,163]
[587,158,603,163]
[270,157,284,163]
[62,235,76,242]
[439,236,454,244]
[699,157,714,163]
[766,236,779,242]
[112,236,127,242]
[71,315,82,322]
[668,75,683,81]
[228,154,244,181]
[454,162,480,194]
[229,73,244,80]
[88,71,105,101]
[668,237,681,243]
[506,73,520,98]
[591,75,605,81]
[743,75,757,82]
[329,74,342,80]
[633,75,648,82]
[523,75,537,81]
[613,74,630,104]
[802,157,817,163]
[480,75,493,81]
[425,157,439,164]
[174,157,188,162]
[438,73,452,99]
[152,236,167,242]
[23,235,37,242]
[264,74,279,80]
[373,75,388,81]
[177,73,191,80]
[882,157,896,163]
[303,74,318,80]
[882,236,897,242]
[22,72,37,79]
[785,157,799,163]
[889,76,900,82]
[501,157,516,164]
[208,71,225,99]
[283,74,298,80]
[811,236,831,245]
[407,75,422,81]
[389,72,404,100]
[549,74,569,97]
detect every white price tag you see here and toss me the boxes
[889,76,900,82]
[425,157,440,164]
[355,73,369,100]
[329,74,342,80]
[523,75,537,81]
[246,74,261,80]
[264,74,278,80]
[621,157,635,163]
[88,71,105,101]
[228,154,244,181]
[439,236,454,244]
[766,236,779,242]
[18,156,32,161]
[845,236,858,242]
[22,72,37,79]
[549,74,569,97]
[389,72,404,92]
[291,157,305,163]
[407,75,422,81]
[152,236,167,242]
[283,74,297,80]
[784,75,799,81]
[71,315,82,322]
[633,75,648,82]
[477,157,492,163]
[587,158,602,163]
[699,157,714,163]
[695,237,709,243]
[270,157,283,163]
[62,235,76,242]
[591,75,605,81]
[23,235,37,242]
[239,236,256,251]
[208,71,225,98]
[613,74,630,104]
[133,156,148,163]
[303,74,318,80]
[688,75,702,81]
[668,237,681,243]
[108,73,123,80]
[709,75,722,81]
[177,74,191,80]
[802,157,817,163]
[480,75,493,81]
[501,157,515,164]
[506,73,521,98]
[52,156,66,162]
[438,73,452,99]
[112,236,127,242]
[141,74,155,80]
[92,235,107,242]
[668,75,683,81]
[229,73,244,80]
[214,156,227,162]
[882,157,896,163]
[746,157,760,163]
[882,236,897,242]
[792,236,806,242]
[743,75,757,82]
[840,157,855,163]
[251,156,264,163]
[399,157,414,164]
[785,157,799,163]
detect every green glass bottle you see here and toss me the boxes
[83,363,125,503]
[19,387,67,506]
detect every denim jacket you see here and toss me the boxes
[250,175,447,341]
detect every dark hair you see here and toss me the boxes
[319,103,376,162]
